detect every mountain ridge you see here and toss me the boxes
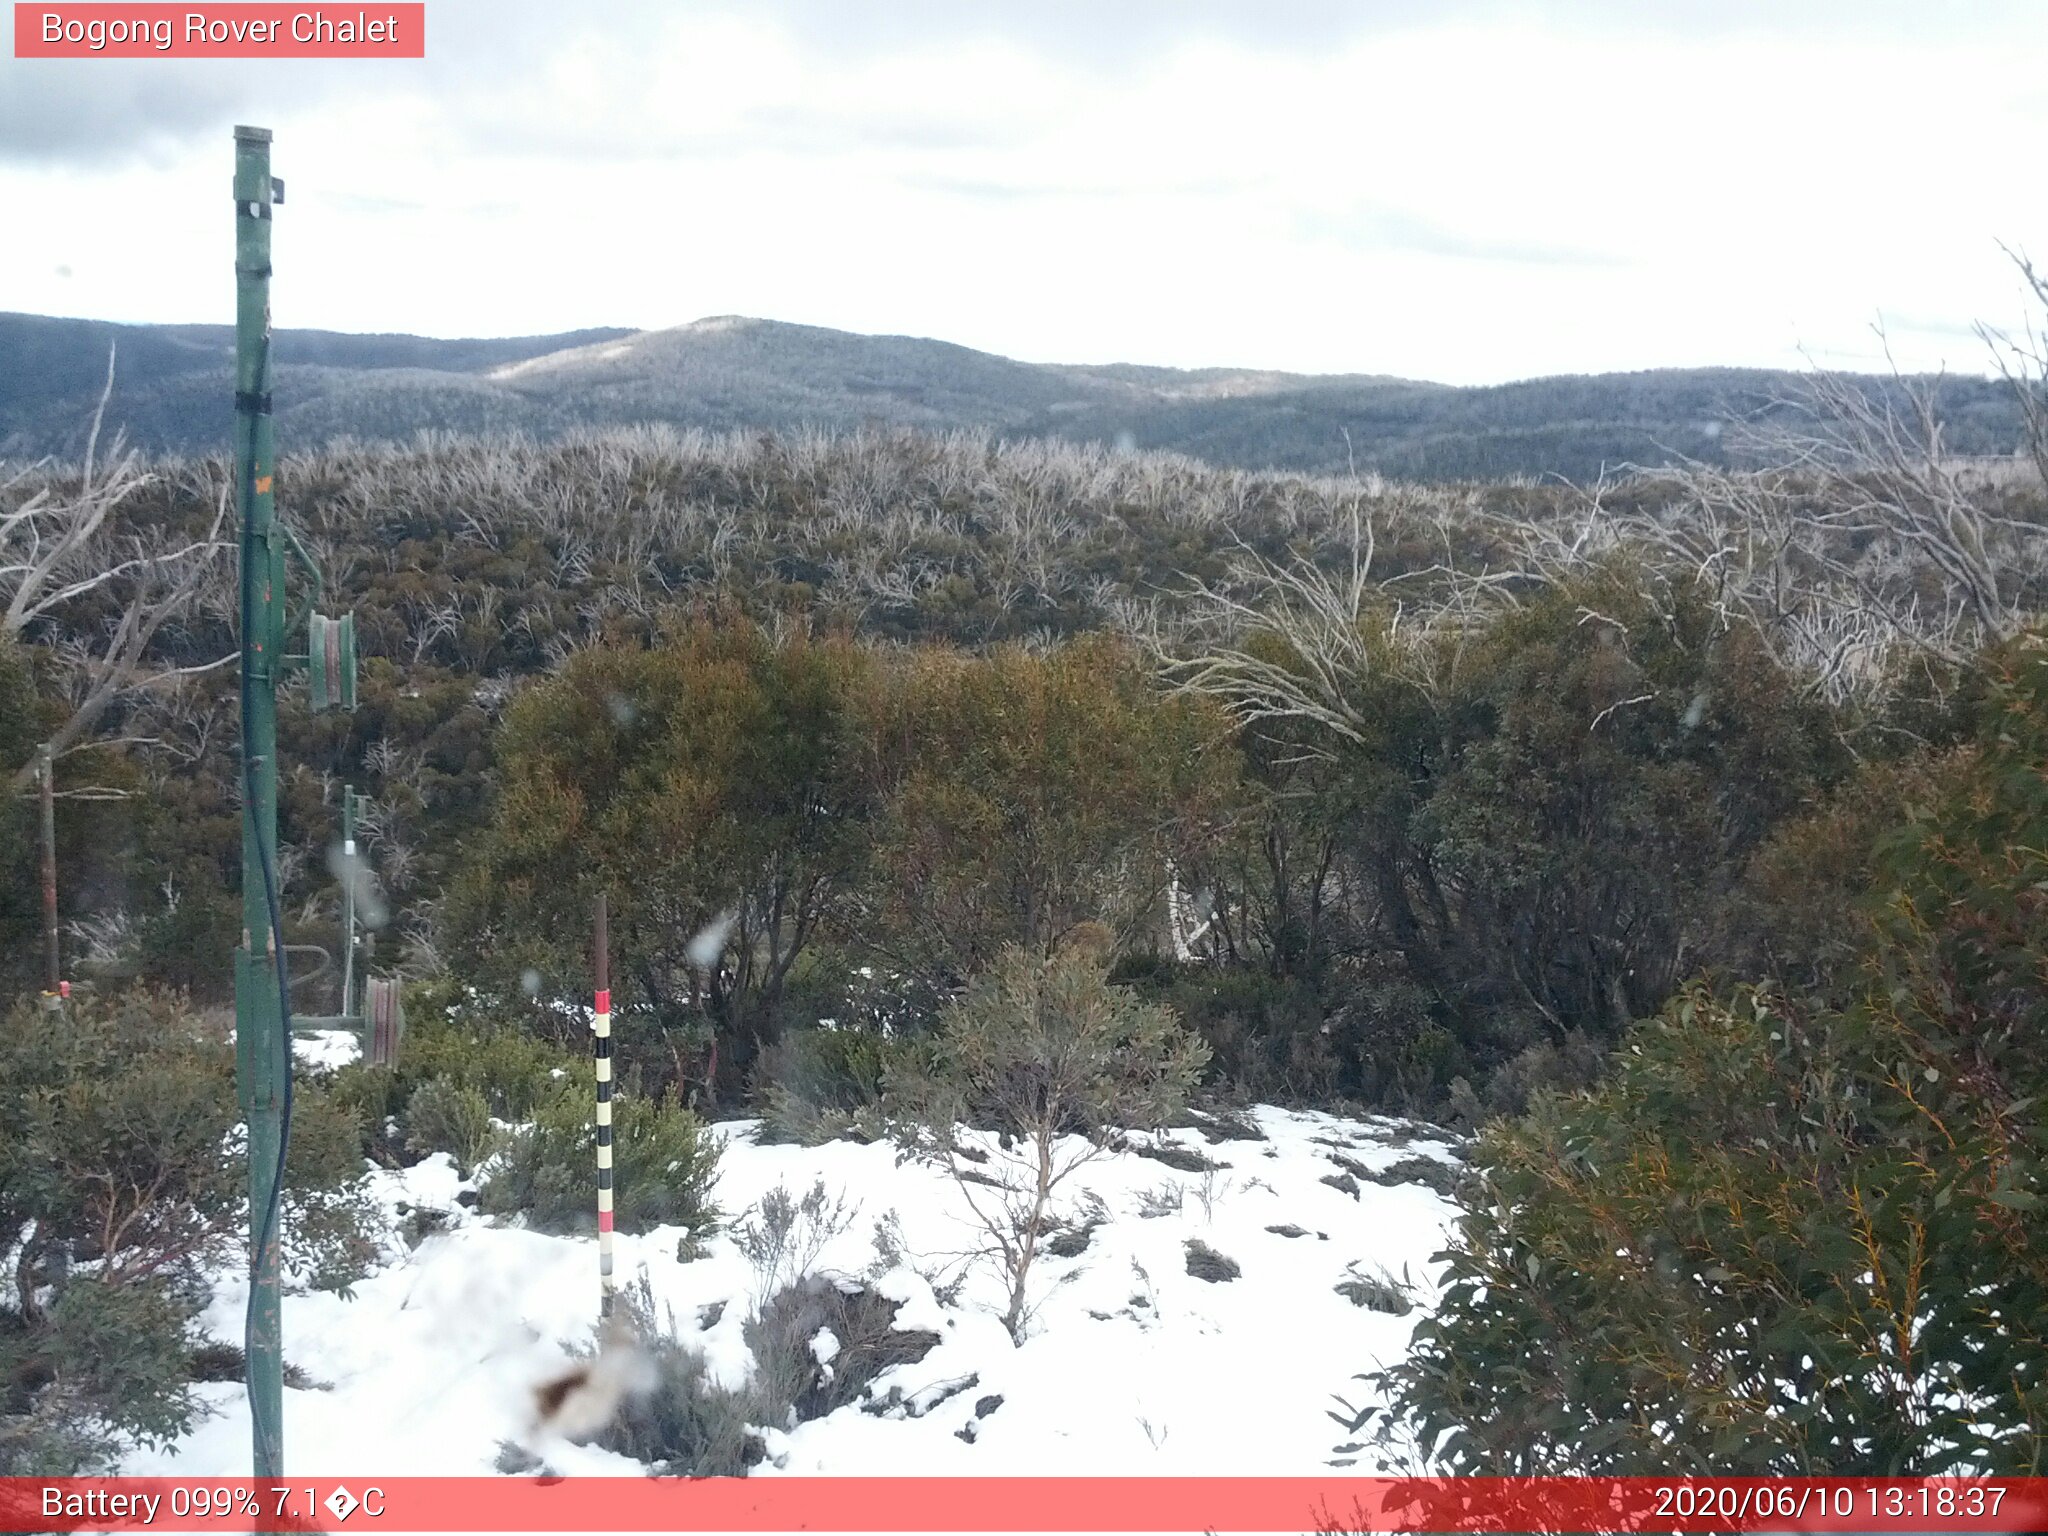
[0,309,2026,483]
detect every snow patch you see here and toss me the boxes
[125,1104,1459,1477]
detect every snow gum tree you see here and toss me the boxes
[1381,631,2048,1474]
[446,614,881,1102]
[863,634,1239,992]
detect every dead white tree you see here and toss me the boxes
[1980,242,2048,490]
[1155,315,2048,741]
[1148,507,1485,757]
[1,349,229,792]
[1499,341,2048,708]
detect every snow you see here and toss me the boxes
[291,1029,362,1072]
[124,1107,1461,1479]
[809,1328,841,1370]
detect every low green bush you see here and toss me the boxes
[1154,969,1335,1104]
[480,1089,720,1238]
[0,1276,196,1473]
[327,982,584,1163]
[283,1079,386,1293]
[1379,633,2048,1473]
[753,1024,917,1145]
[596,1277,767,1477]
[404,1076,500,1176]
[0,986,380,1470]
[743,1275,941,1421]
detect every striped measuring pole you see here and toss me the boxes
[594,893,615,1319]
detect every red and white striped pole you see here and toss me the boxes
[594,892,615,1320]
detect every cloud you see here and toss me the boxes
[2,1,2044,384]
[0,60,249,164]
[7,0,2041,167]
[1295,205,1631,270]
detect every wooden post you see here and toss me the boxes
[594,892,614,1318]
[38,743,59,1010]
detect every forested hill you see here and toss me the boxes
[0,309,2027,482]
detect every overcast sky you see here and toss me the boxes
[3,1,2044,384]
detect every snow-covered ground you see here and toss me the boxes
[126,1104,1461,1478]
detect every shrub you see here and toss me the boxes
[404,1076,500,1176]
[1382,987,1908,1472]
[323,1062,405,1164]
[481,1089,721,1238]
[742,1275,941,1421]
[891,945,1208,1338]
[1153,965,1473,1113]
[0,1276,197,1473]
[865,636,1239,991]
[732,1179,860,1315]
[1378,635,2048,1475]
[1481,1028,1606,1116]
[445,620,881,1099]
[598,1279,767,1477]
[1157,969,1335,1104]
[1,985,386,1472]
[1725,747,1966,1003]
[582,1270,942,1474]
[1387,978,2046,1473]
[2,988,243,1291]
[754,1024,916,1146]
[577,1266,941,1472]
[282,1078,386,1293]
[327,983,583,1163]
[1178,568,1848,1110]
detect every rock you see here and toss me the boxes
[1366,1155,1465,1198]
[1186,1108,1267,1144]
[1320,1172,1361,1199]
[974,1394,1004,1418]
[1047,1222,1097,1258]
[1327,1151,1374,1181]
[1335,1271,1413,1316]
[1184,1239,1240,1282]
[1136,1142,1221,1173]
[494,1441,546,1475]
[1265,1223,1309,1238]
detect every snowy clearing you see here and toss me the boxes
[126,1107,1460,1478]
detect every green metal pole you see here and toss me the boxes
[340,786,357,1020]
[232,123,286,1483]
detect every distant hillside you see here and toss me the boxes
[0,311,2026,482]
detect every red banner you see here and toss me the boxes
[13,5,425,58]
[2,1477,2046,1533]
